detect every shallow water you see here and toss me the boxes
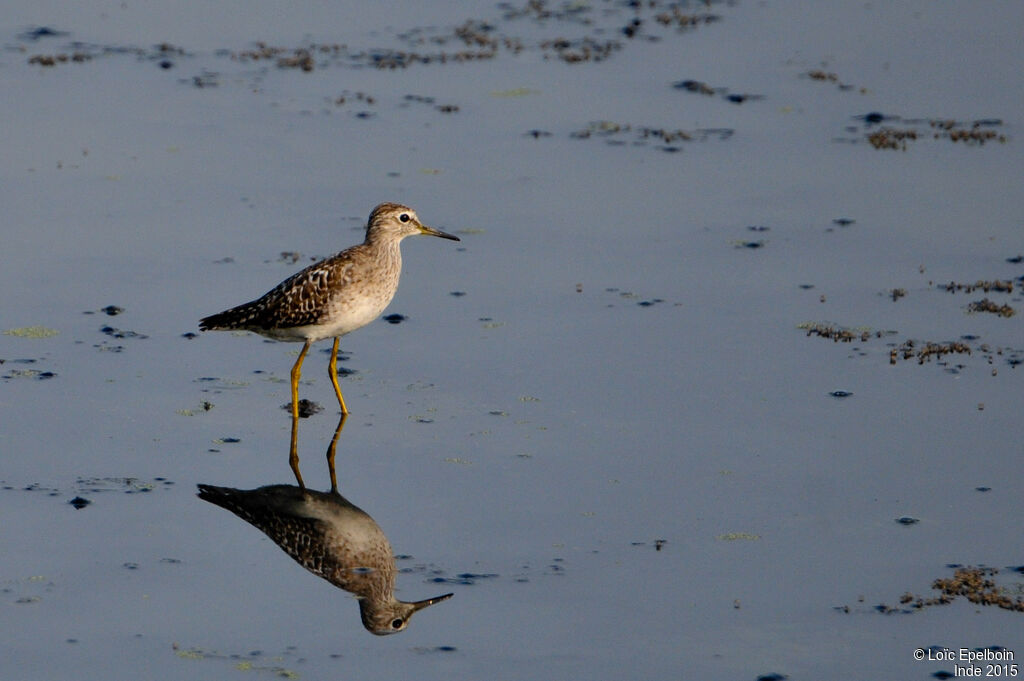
[2,1,1023,679]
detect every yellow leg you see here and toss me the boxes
[290,340,311,422]
[328,337,349,415]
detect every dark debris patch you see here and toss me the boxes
[889,340,971,366]
[328,91,378,119]
[412,646,458,655]
[83,305,124,316]
[100,325,148,339]
[28,42,190,69]
[231,42,345,72]
[673,78,716,95]
[672,78,761,104]
[16,1,736,88]
[282,399,323,418]
[724,92,762,104]
[966,298,1015,318]
[149,43,188,69]
[848,115,1007,150]
[930,117,1007,144]
[802,321,1021,371]
[870,567,1024,615]
[866,127,918,150]
[941,279,1014,294]
[401,94,460,113]
[895,516,920,525]
[2,368,56,381]
[383,313,407,324]
[569,120,733,151]
[799,322,881,343]
[171,644,303,674]
[28,52,93,66]
[857,111,893,126]
[329,364,355,377]
[546,558,566,575]
[539,36,621,63]
[805,69,863,93]
[601,287,677,308]
[18,26,69,41]
[76,476,175,494]
[191,71,219,88]
[429,572,499,586]
[10,477,175,503]
[317,346,352,364]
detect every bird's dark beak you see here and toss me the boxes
[410,592,454,613]
[419,224,460,241]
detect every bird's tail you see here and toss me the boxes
[196,484,238,509]
[198,300,262,331]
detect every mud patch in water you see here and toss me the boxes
[673,78,764,104]
[3,477,176,507]
[835,113,1007,150]
[966,298,1016,318]
[281,399,323,418]
[799,265,1022,370]
[857,566,1024,615]
[569,121,733,152]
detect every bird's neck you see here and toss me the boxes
[364,234,403,266]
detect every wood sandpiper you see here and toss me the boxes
[199,203,459,417]
[197,483,453,634]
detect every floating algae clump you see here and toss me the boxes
[3,326,59,338]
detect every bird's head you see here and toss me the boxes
[366,203,460,243]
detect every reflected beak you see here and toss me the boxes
[410,592,454,613]
[419,224,460,241]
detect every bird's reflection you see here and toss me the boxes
[198,414,452,635]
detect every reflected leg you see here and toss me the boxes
[326,412,348,495]
[328,336,349,415]
[288,407,305,489]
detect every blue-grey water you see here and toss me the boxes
[2,2,1022,679]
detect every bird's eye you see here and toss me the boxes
[399,213,411,223]
[390,618,404,629]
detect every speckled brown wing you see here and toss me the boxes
[200,252,356,332]
[197,484,333,580]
